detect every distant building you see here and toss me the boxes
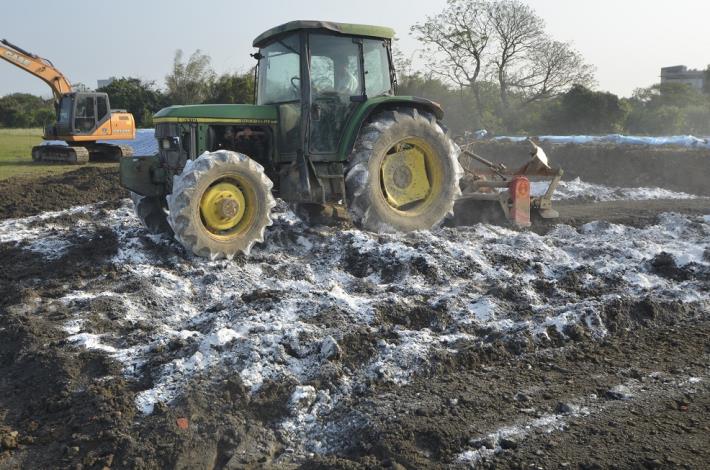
[660,66,706,91]
[97,76,117,89]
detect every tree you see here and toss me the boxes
[626,105,685,135]
[32,107,56,127]
[626,82,710,135]
[397,71,506,134]
[97,77,167,127]
[0,93,55,128]
[412,0,595,126]
[391,37,414,81]
[548,85,628,134]
[683,105,710,135]
[411,0,493,111]
[165,49,216,105]
[514,39,595,103]
[632,82,703,109]
[206,71,255,104]
[486,0,545,107]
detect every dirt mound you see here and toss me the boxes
[0,158,709,468]
[0,198,708,468]
[0,166,125,220]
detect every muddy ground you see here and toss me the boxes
[0,167,124,220]
[0,168,708,470]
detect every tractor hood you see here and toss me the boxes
[153,104,278,125]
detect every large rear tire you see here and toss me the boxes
[344,108,462,232]
[129,192,173,236]
[166,151,275,259]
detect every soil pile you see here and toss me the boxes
[0,166,124,220]
[1,184,708,468]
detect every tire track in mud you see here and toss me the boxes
[0,199,709,468]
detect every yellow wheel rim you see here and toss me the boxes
[200,181,247,232]
[380,137,442,211]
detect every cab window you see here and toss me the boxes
[58,96,72,124]
[74,95,96,132]
[363,39,392,96]
[308,34,363,153]
[309,34,362,97]
[97,95,109,121]
[257,34,301,104]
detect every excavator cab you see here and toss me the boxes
[51,92,112,138]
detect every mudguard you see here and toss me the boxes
[337,95,444,161]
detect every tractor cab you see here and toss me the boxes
[253,21,396,158]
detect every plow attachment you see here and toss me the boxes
[456,139,563,228]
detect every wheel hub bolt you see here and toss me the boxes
[393,165,413,189]
[219,198,239,219]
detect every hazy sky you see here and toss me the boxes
[1,0,707,98]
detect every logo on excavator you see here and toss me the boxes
[3,50,31,67]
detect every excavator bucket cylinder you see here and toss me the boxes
[508,176,531,228]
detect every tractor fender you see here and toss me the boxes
[337,95,444,161]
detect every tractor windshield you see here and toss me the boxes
[257,34,301,105]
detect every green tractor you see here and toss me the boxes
[120,20,560,259]
[121,21,463,259]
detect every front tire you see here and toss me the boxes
[344,108,462,232]
[166,151,276,259]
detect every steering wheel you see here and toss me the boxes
[290,76,300,95]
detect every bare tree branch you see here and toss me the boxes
[411,0,493,110]
[410,0,596,125]
[516,40,596,103]
[486,0,545,107]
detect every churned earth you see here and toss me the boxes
[0,168,708,469]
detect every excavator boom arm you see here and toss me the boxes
[0,39,72,102]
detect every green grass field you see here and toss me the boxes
[0,128,115,181]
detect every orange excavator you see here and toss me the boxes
[1,39,135,163]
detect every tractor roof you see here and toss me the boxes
[253,20,395,48]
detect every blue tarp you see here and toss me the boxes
[43,128,159,155]
[492,134,710,149]
[45,129,710,154]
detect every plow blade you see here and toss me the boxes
[455,139,564,228]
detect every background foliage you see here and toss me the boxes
[1,0,708,135]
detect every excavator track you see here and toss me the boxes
[31,145,90,165]
[86,143,134,161]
